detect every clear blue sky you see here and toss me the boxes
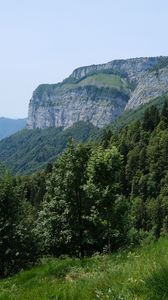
[0,0,168,118]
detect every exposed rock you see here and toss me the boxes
[27,86,128,129]
[27,56,168,129]
[70,57,160,81]
[125,66,168,109]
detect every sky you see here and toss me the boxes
[0,0,168,118]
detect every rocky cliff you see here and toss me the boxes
[126,64,168,109]
[27,56,168,129]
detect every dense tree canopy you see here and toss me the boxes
[2,98,168,277]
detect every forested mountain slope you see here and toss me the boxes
[0,94,168,175]
[109,93,168,131]
[0,121,99,174]
[2,100,168,280]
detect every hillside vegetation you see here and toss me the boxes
[109,93,168,132]
[34,70,129,100]
[2,99,168,282]
[0,94,168,175]
[0,238,168,299]
[0,122,99,174]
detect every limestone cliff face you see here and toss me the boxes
[27,86,128,129]
[70,57,160,81]
[27,56,168,129]
[125,66,168,109]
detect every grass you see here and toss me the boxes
[144,263,168,299]
[1,238,168,299]
[57,73,129,94]
[78,73,128,91]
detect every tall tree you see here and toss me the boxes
[161,98,168,126]
[142,105,160,131]
[36,140,91,257]
[0,170,17,277]
[86,146,124,251]
[0,169,38,277]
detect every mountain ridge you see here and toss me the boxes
[0,117,26,140]
[0,93,167,175]
[27,56,168,130]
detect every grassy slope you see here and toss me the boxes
[37,71,129,96]
[1,238,168,300]
[81,73,122,86]
[78,73,129,92]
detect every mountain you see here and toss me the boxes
[0,117,26,140]
[27,56,168,130]
[0,94,167,175]
[108,93,168,132]
[1,56,168,174]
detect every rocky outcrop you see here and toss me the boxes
[27,86,128,129]
[70,57,160,81]
[27,56,168,129]
[125,66,168,109]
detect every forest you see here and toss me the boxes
[1,98,168,278]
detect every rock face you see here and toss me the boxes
[27,86,128,129]
[70,57,160,81]
[27,56,168,129]
[125,66,168,109]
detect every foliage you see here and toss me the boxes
[0,168,38,277]
[2,97,168,280]
[86,146,126,251]
[1,94,167,175]
[109,94,168,132]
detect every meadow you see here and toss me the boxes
[0,238,168,300]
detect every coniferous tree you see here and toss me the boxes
[161,98,168,125]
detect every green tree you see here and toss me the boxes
[142,105,160,131]
[86,146,124,251]
[36,140,91,257]
[161,98,168,126]
[0,170,17,277]
[0,169,38,277]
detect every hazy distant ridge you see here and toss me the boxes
[0,117,26,140]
